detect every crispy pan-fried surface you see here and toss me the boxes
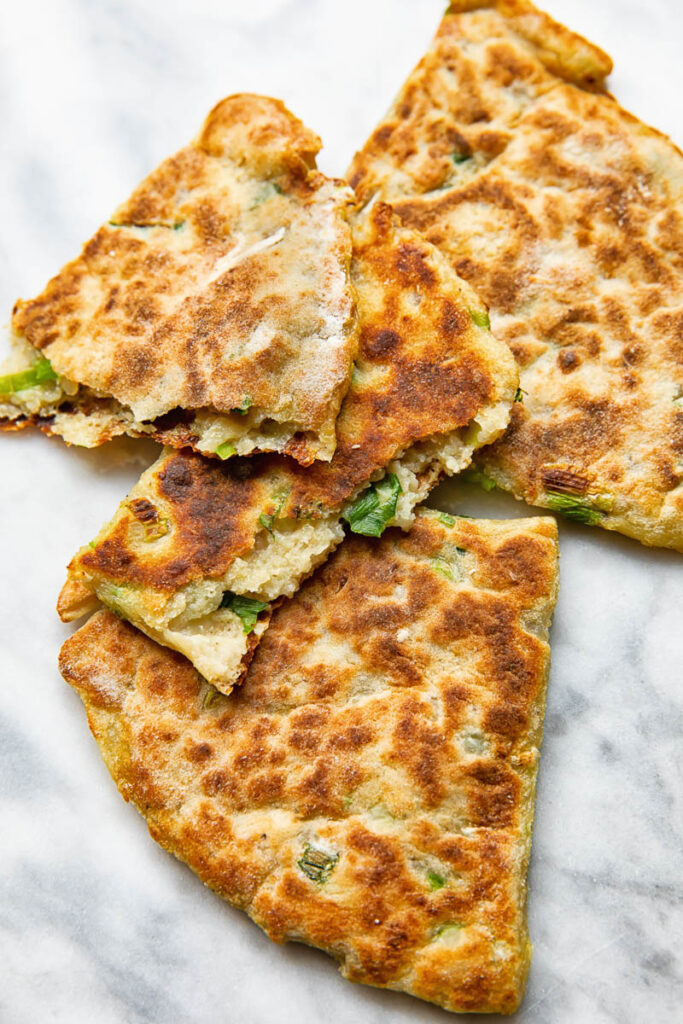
[348,0,683,550]
[58,204,518,692]
[59,510,559,1015]
[2,94,357,464]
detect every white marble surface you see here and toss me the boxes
[1,1,682,1020]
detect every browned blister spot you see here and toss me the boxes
[391,699,447,805]
[127,498,160,524]
[465,761,520,828]
[75,448,269,591]
[185,740,214,764]
[541,467,589,495]
[557,349,580,373]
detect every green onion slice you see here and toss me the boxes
[545,492,606,525]
[232,395,253,416]
[297,845,338,883]
[258,491,290,534]
[469,308,490,330]
[432,558,455,581]
[214,442,236,460]
[220,592,269,633]
[0,357,58,395]
[203,684,224,709]
[461,468,497,492]
[343,473,402,537]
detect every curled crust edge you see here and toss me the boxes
[445,0,613,90]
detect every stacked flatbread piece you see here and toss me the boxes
[2,95,358,464]
[56,200,518,693]
[349,0,683,551]
[7,0,680,1010]
[60,511,559,1016]
[3,90,545,1014]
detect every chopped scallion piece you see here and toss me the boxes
[343,474,402,537]
[297,845,338,883]
[259,513,275,532]
[142,518,169,542]
[220,592,268,633]
[259,490,289,534]
[514,387,525,403]
[545,492,606,525]
[432,558,455,581]
[438,512,456,527]
[427,870,446,890]
[215,442,236,460]
[452,151,471,164]
[249,182,283,209]
[0,357,57,395]
[232,395,253,415]
[434,922,463,941]
[203,684,224,709]
[461,468,497,492]
[469,308,490,330]
[109,220,185,230]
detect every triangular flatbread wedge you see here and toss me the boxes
[348,0,683,550]
[59,509,559,1016]
[1,94,357,464]
[58,203,518,692]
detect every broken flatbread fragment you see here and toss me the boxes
[1,94,357,465]
[57,202,518,693]
[59,509,559,1015]
[348,0,683,550]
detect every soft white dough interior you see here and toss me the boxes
[155,609,271,690]
[71,389,513,687]
[385,396,512,529]
[1,332,340,458]
[0,332,72,420]
[191,411,304,458]
[91,514,346,688]
[219,515,345,600]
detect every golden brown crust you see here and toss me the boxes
[284,201,517,512]
[71,451,273,592]
[57,204,517,668]
[59,510,559,1015]
[445,1,612,90]
[347,2,683,551]
[6,95,357,463]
